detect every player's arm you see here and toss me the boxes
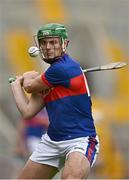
[23,71,50,94]
[15,120,28,158]
[11,76,45,119]
[22,63,69,94]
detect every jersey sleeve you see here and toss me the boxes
[41,63,70,88]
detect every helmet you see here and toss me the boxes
[35,23,68,62]
[37,23,68,43]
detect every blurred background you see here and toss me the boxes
[0,0,129,179]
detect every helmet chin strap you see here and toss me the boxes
[62,39,66,52]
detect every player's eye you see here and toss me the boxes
[49,40,55,45]
[41,41,46,46]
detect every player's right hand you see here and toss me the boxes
[16,76,24,84]
[9,76,24,86]
[23,71,39,79]
[22,71,39,90]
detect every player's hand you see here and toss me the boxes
[22,71,40,90]
[23,71,39,79]
[16,76,24,85]
[11,76,23,86]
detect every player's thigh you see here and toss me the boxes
[62,152,90,179]
[18,159,58,179]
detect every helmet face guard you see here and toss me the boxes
[34,23,68,62]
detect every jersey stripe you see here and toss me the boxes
[44,74,87,103]
[41,74,53,87]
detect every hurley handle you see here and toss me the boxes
[8,77,16,83]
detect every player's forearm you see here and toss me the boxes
[23,78,35,93]
[11,80,30,118]
[23,79,43,93]
[23,75,49,93]
[23,71,44,93]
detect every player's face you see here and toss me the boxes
[39,37,62,62]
